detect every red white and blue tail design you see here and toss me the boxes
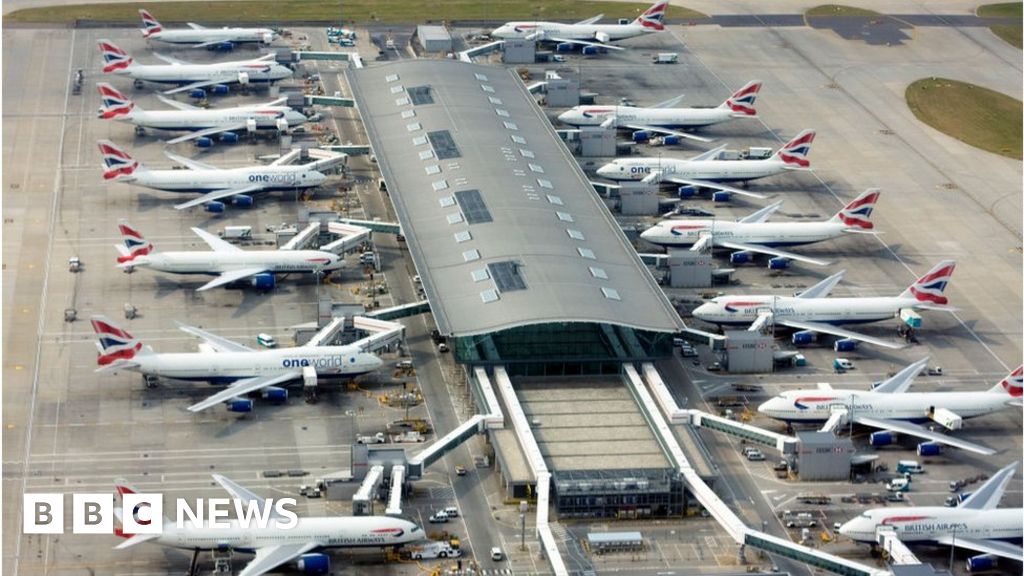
[116,219,154,264]
[138,9,163,38]
[900,259,956,305]
[772,129,815,169]
[96,83,136,119]
[990,366,1023,397]
[91,315,143,365]
[632,1,668,31]
[830,188,880,230]
[98,39,134,73]
[721,80,762,117]
[98,140,140,181]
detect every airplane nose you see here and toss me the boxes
[596,163,615,178]
[639,227,656,242]
[692,303,714,320]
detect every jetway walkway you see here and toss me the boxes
[492,367,569,576]
[353,464,384,515]
[385,465,405,516]
[353,316,405,354]
[321,144,372,156]
[322,221,371,253]
[634,363,891,576]
[365,300,431,322]
[334,217,402,235]
[296,51,363,69]
[877,530,921,565]
[458,40,504,63]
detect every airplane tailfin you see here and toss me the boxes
[113,479,167,543]
[97,39,135,74]
[116,219,155,264]
[829,188,880,230]
[96,82,138,120]
[91,315,147,365]
[719,80,762,117]
[631,0,667,31]
[138,9,163,38]
[898,259,956,304]
[989,366,1023,397]
[98,140,143,181]
[770,129,815,169]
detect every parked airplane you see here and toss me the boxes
[91,314,382,412]
[757,359,1022,455]
[640,189,881,267]
[96,83,306,146]
[139,9,278,49]
[490,0,667,52]
[98,140,331,210]
[98,39,292,95]
[113,219,343,291]
[558,80,763,143]
[113,475,422,575]
[838,461,1023,567]
[691,259,957,349]
[595,129,816,200]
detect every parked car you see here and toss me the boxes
[746,450,766,461]
[455,465,467,476]
[490,547,504,561]
[428,511,451,523]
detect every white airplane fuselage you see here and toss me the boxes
[597,157,789,183]
[113,106,307,133]
[128,248,343,276]
[559,105,736,129]
[124,165,326,195]
[119,344,381,382]
[111,61,292,85]
[693,295,921,326]
[492,22,651,42]
[148,28,275,46]
[152,516,421,551]
[839,507,1023,544]
[641,220,847,248]
[758,389,1014,424]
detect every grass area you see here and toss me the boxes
[978,3,1022,48]
[906,78,1022,159]
[805,4,882,18]
[6,0,707,24]
[977,2,1022,18]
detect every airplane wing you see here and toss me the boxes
[622,123,713,143]
[574,14,604,25]
[958,461,1018,510]
[152,52,191,66]
[164,149,219,171]
[852,415,996,455]
[660,176,769,200]
[164,122,248,145]
[192,227,244,253]
[186,22,207,30]
[934,536,1023,562]
[212,474,284,519]
[738,200,784,224]
[794,270,845,299]
[545,36,626,51]
[177,323,255,353]
[236,542,321,576]
[652,94,685,109]
[95,360,141,374]
[870,357,929,394]
[690,143,729,162]
[174,183,264,210]
[187,371,300,413]
[778,318,908,350]
[155,94,202,111]
[716,240,831,267]
[196,267,268,292]
[163,77,236,95]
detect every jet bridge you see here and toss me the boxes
[334,217,402,236]
[365,300,431,322]
[322,221,371,253]
[458,40,504,62]
[633,363,893,576]
[353,316,404,353]
[385,465,405,516]
[353,464,384,516]
[296,51,363,69]
[280,222,320,251]
[877,529,921,566]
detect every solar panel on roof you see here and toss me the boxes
[454,189,493,224]
[407,85,434,105]
[427,130,461,160]
[488,261,527,292]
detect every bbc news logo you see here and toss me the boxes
[23,493,298,534]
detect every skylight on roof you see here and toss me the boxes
[471,268,490,282]
[475,73,489,81]
[503,121,519,131]
[488,261,527,292]
[496,109,510,117]
[578,247,596,260]
[407,85,433,105]
[395,97,410,106]
[439,196,455,207]
[556,211,574,222]
[406,122,422,132]
[481,84,495,93]
[538,179,553,189]
[489,96,503,105]
[427,130,461,160]
[589,267,608,279]
[447,213,464,225]
[567,229,585,240]
[390,85,405,94]
[386,74,400,82]
[519,149,535,159]
[432,179,449,191]
[419,149,435,160]
[601,287,621,301]
[413,136,428,146]
[529,164,544,173]
[401,110,416,119]
[454,230,472,243]
[511,135,526,144]
[480,289,500,303]
[453,189,493,225]
[546,194,563,206]
[425,165,441,175]
[463,249,481,262]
